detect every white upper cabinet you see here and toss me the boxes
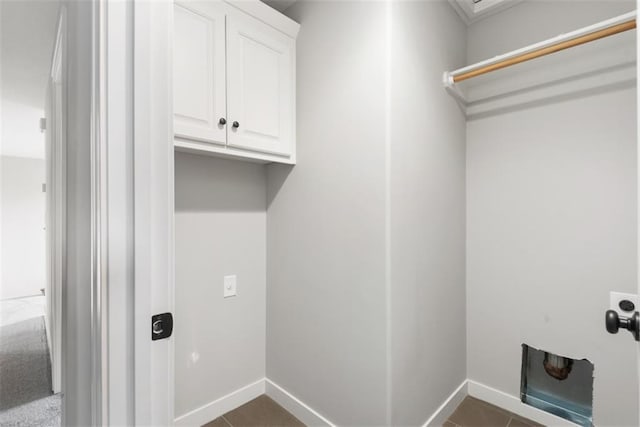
[226,14,294,157]
[173,2,226,145]
[173,1,299,164]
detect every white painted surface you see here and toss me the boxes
[227,11,295,157]
[267,2,468,424]
[422,381,468,427]
[450,4,636,117]
[227,0,300,39]
[175,138,296,164]
[447,0,523,25]
[174,1,227,145]
[174,379,265,427]
[389,1,467,425]
[609,291,639,313]
[223,275,237,298]
[466,1,636,65]
[266,1,388,425]
[44,24,65,392]
[637,1,640,418]
[0,0,59,159]
[260,0,297,14]
[466,2,638,424]
[175,152,266,419]
[102,0,136,423]
[0,156,46,300]
[173,1,297,163]
[265,379,335,427]
[133,1,175,424]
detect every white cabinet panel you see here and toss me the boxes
[174,2,226,144]
[226,14,294,158]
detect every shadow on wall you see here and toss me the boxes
[265,163,294,210]
[467,77,636,121]
[174,152,270,213]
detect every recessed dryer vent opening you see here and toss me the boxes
[521,344,594,426]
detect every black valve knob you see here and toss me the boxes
[219,118,226,125]
[232,121,240,128]
[605,310,640,341]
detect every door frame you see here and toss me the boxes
[128,1,640,426]
[133,0,176,425]
[46,5,66,396]
[636,1,640,423]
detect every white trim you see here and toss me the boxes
[133,0,175,424]
[422,380,469,427]
[47,5,67,396]
[467,380,579,426]
[103,0,136,424]
[447,0,524,26]
[384,0,392,424]
[265,379,335,427]
[224,0,299,38]
[90,0,107,423]
[174,379,266,427]
[175,139,295,165]
[637,1,640,421]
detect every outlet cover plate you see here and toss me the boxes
[224,275,237,298]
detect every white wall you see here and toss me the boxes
[466,1,638,425]
[389,1,467,425]
[0,155,45,300]
[174,153,266,418]
[266,1,389,425]
[0,0,59,160]
[267,1,468,425]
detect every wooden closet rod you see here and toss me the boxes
[452,18,636,83]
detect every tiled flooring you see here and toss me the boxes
[446,397,543,427]
[202,395,304,427]
[202,394,542,427]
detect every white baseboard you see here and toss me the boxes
[172,377,580,427]
[265,378,335,427]
[174,378,265,426]
[422,380,469,426]
[467,380,579,426]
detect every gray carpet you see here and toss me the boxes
[0,316,61,426]
[0,394,61,427]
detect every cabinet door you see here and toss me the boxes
[174,2,226,144]
[226,14,294,157]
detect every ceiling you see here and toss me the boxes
[260,0,521,23]
[1,0,60,159]
[448,0,523,25]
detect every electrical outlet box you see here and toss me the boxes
[224,275,237,298]
[610,291,639,313]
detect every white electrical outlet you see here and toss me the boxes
[224,275,237,298]
[610,291,639,313]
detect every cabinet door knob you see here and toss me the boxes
[218,118,226,125]
[232,121,240,129]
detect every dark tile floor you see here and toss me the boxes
[202,395,304,427]
[202,394,543,427]
[446,397,543,427]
